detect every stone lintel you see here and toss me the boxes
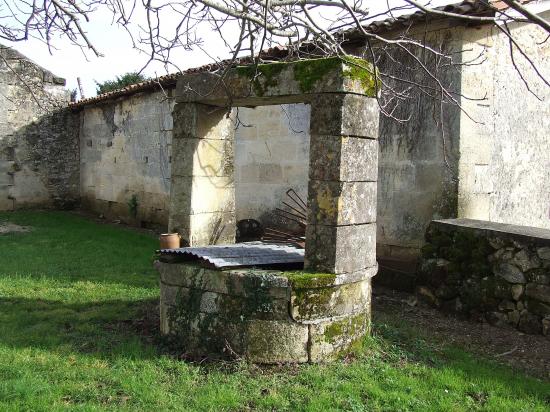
[175,58,378,106]
[304,223,377,274]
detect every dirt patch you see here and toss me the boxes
[0,222,32,234]
[373,287,550,380]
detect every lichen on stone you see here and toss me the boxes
[323,312,367,342]
[341,56,381,97]
[283,270,337,289]
[292,58,341,93]
[235,62,287,96]
[235,56,380,96]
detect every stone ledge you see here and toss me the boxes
[431,218,550,246]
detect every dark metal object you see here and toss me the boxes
[236,218,263,242]
[158,241,304,269]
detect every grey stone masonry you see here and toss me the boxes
[156,260,375,363]
[165,57,380,363]
[418,218,550,337]
[0,45,75,211]
[305,94,379,275]
[168,103,236,246]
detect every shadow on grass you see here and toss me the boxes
[0,296,161,361]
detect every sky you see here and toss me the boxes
[3,0,460,97]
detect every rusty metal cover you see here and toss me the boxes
[158,241,304,269]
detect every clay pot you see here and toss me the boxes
[159,233,181,249]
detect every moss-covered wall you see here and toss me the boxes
[418,219,550,336]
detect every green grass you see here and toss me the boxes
[0,211,548,411]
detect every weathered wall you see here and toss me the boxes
[0,45,76,210]
[458,14,550,229]
[79,96,310,229]
[79,90,174,227]
[234,104,310,227]
[418,218,550,336]
[362,26,462,266]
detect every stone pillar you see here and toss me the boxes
[305,93,379,275]
[168,103,236,246]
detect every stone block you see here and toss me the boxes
[493,262,526,284]
[304,223,376,274]
[176,58,377,106]
[169,175,234,215]
[290,279,371,321]
[307,180,376,226]
[309,135,377,182]
[216,293,289,321]
[258,163,283,182]
[525,283,550,304]
[160,283,187,307]
[156,263,289,298]
[518,312,542,335]
[309,311,370,362]
[310,94,379,138]
[245,320,309,363]
[537,247,550,261]
[172,103,235,140]
[171,137,233,177]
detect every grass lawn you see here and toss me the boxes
[0,211,548,411]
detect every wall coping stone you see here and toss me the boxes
[431,218,550,246]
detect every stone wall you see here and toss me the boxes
[368,27,462,266]
[156,260,375,362]
[458,14,550,229]
[418,219,550,336]
[234,104,310,228]
[0,45,77,210]
[79,90,175,227]
[78,91,311,230]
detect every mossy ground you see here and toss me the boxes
[1,211,549,411]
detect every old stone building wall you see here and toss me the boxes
[234,104,310,227]
[458,14,550,230]
[79,90,174,227]
[77,90,311,229]
[365,26,462,267]
[0,45,77,210]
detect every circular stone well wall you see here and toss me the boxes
[155,261,376,363]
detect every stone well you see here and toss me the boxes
[156,57,380,362]
[156,261,376,362]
